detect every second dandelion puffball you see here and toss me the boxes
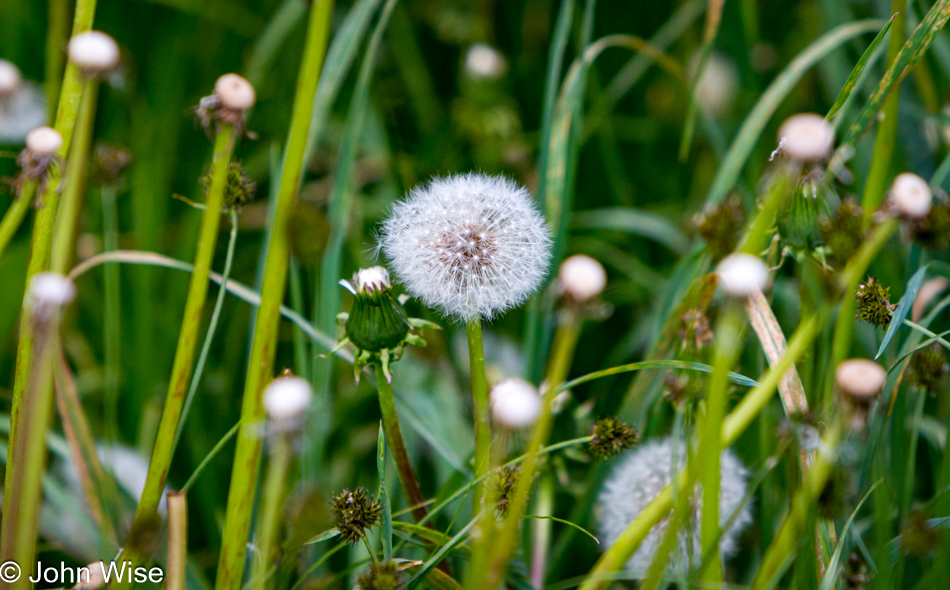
[558,254,607,302]
[716,253,768,296]
[491,379,542,428]
[262,375,313,422]
[381,173,552,321]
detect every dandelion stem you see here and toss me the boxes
[250,437,292,590]
[215,3,334,589]
[374,363,428,522]
[167,492,188,590]
[467,318,491,515]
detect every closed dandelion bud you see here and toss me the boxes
[909,342,948,396]
[465,43,506,80]
[329,487,382,544]
[890,173,932,219]
[0,59,23,99]
[777,113,834,162]
[201,160,256,209]
[598,437,752,576]
[716,253,769,297]
[343,267,410,353]
[693,194,745,261]
[29,272,77,320]
[901,511,939,557]
[356,560,406,590]
[855,276,893,328]
[263,374,313,431]
[381,173,552,321]
[589,417,638,460]
[490,378,541,428]
[68,31,120,76]
[558,254,607,302]
[74,562,106,590]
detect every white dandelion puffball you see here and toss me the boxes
[68,31,120,73]
[0,59,23,97]
[29,272,76,308]
[263,376,314,422]
[890,173,932,219]
[778,113,834,162]
[491,378,541,428]
[465,43,506,79]
[215,73,256,110]
[598,437,752,577]
[716,253,768,297]
[26,126,63,156]
[559,254,607,302]
[381,173,552,321]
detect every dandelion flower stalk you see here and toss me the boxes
[215,3,334,589]
[467,319,491,514]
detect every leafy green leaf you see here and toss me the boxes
[877,265,928,359]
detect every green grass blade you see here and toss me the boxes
[378,422,393,560]
[817,479,885,590]
[826,15,895,120]
[877,264,928,359]
[522,515,599,545]
[406,519,476,589]
[571,207,690,254]
[558,359,760,393]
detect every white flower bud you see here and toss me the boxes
[74,562,106,590]
[215,73,256,111]
[263,376,313,422]
[694,53,738,116]
[890,172,932,218]
[465,43,506,79]
[559,255,607,302]
[68,31,120,74]
[716,253,768,297]
[26,126,63,156]
[778,113,834,162]
[356,266,392,294]
[835,359,886,401]
[29,272,76,308]
[490,378,541,428]
[0,59,23,98]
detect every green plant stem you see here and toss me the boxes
[861,0,906,224]
[750,420,843,590]
[46,0,70,115]
[466,319,490,515]
[0,183,37,260]
[101,184,121,444]
[215,3,334,589]
[167,492,188,590]
[251,436,292,590]
[530,473,556,589]
[738,170,790,255]
[375,363,428,522]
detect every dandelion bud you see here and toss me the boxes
[490,378,541,428]
[263,375,313,426]
[74,562,106,590]
[890,173,932,219]
[26,126,63,156]
[778,113,834,162]
[835,358,886,404]
[716,253,768,297]
[214,73,256,111]
[855,276,893,328]
[355,266,392,294]
[588,417,638,460]
[329,487,382,544]
[558,255,607,302]
[343,267,410,353]
[68,31,120,75]
[0,59,23,98]
[465,43,506,80]
[29,272,76,319]
[356,560,406,590]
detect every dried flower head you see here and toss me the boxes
[855,276,893,328]
[909,342,948,396]
[598,437,752,576]
[901,511,939,557]
[329,487,382,544]
[778,113,834,162]
[693,194,745,261]
[589,417,638,460]
[490,378,541,428]
[890,173,932,219]
[8,126,63,196]
[196,73,256,137]
[381,173,552,322]
[201,160,256,209]
[558,254,607,302]
[0,61,46,144]
[356,560,406,590]
[68,31,120,76]
[716,253,768,297]
[678,308,714,351]
[262,374,313,428]
[846,552,872,590]
[818,198,864,268]
[489,465,521,517]
[465,43,506,80]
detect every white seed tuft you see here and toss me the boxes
[263,376,313,422]
[558,254,607,302]
[68,31,120,74]
[890,172,932,218]
[598,437,752,576]
[26,126,63,156]
[716,253,768,297]
[465,43,506,79]
[835,358,887,401]
[29,272,76,308]
[215,73,256,111]
[0,59,23,97]
[778,113,834,162]
[381,173,552,321]
[356,266,392,294]
[490,378,541,428]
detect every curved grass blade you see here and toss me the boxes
[305,527,342,545]
[406,519,476,589]
[558,359,759,393]
[877,265,928,359]
[818,479,885,590]
[378,423,393,560]
[827,15,895,120]
[523,515,599,545]
[571,208,690,254]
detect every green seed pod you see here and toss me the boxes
[343,267,410,352]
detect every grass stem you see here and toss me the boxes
[250,436,292,590]
[167,492,188,590]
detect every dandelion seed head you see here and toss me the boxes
[25,126,62,156]
[491,378,541,428]
[0,59,23,98]
[29,272,76,308]
[263,375,313,422]
[890,172,932,219]
[465,43,506,79]
[716,253,768,297]
[778,113,834,162]
[558,254,607,302]
[836,359,886,401]
[598,437,752,577]
[68,31,120,74]
[214,73,256,111]
[381,173,551,321]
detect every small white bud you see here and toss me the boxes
[558,255,607,302]
[26,126,63,156]
[68,31,120,74]
[835,358,886,401]
[890,172,932,218]
[74,562,106,590]
[263,376,313,422]
[716,253,768,297]
[29,272,76,309]
[490,378,541,428]
[0,59,23,97]
[465,43,506,79]
[215,73,256,111]
[356,266,392,294]
[778,113,834,162]
[693,53,738,116]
